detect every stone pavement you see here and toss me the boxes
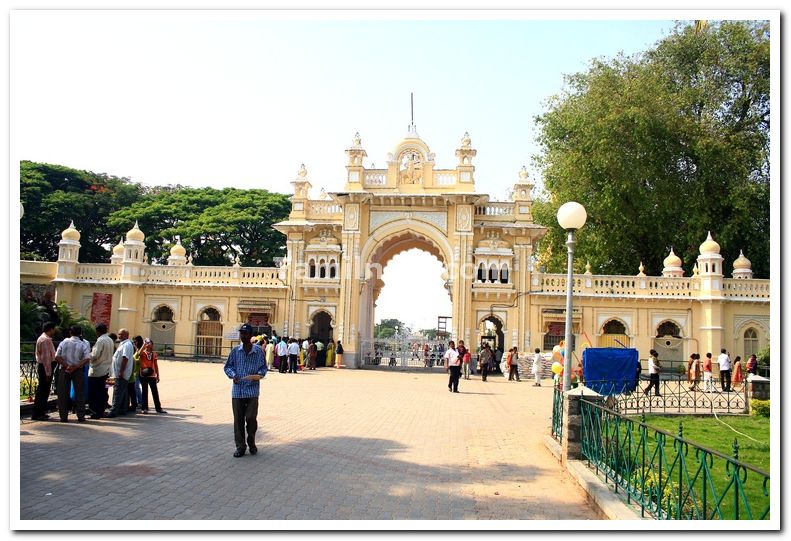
[18,362,600,521]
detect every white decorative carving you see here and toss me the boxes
[456,206,472,231]
[596,311,634,334]
[651,312,688,336]
[370,210,447,234]
[732,315,769,338]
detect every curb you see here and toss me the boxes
[543,434,647,520]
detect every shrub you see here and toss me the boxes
[751,399,770,418]
[756,345,770,367]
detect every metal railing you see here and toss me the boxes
[579,399,770,520]
[585,376,748,414]
[552,384,564,441]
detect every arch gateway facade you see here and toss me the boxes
[21,129,770,367]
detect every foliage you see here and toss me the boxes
[750,399,770,418]
[53,301,97,343]
[20,161,144,262]
[533,21,770,278]
[20,161,293,267]
[375,318,406,339]
[630,466,696,518]
[20,301,49,341]
[419,328,439,340]
[756,344,770,367]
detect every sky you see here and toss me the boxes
[7,11,735,330]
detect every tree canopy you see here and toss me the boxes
[20,161,291,267]
[532,21,770,278]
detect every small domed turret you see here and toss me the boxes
[112,237,124,255]
[170,238,186,258]
[126,220,145,242]
[699,231,720,255]
[663,248,682,269]
[61,220,80,241]
[733,250,751,270]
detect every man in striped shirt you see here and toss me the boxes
[224,324,268,458]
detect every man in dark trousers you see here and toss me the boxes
[31,322,57,420]
[224,324,268,458]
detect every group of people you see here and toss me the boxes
[32,322,166,423]
[254,335,344,373]
[685,349,757,393]
[441,341,549,392]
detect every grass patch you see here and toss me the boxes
[633,414,771,519]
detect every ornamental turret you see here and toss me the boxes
[167,237,187,266]
[56,220,81,279]
[121,220,147,281]
[289,164,312,220]
[110,237,124,264]
[731,250,753,279]
[696,231,724,296]
[661,248,684,277]
[511,166,534,221]
[345,132,367,190]
[454,131,476,185]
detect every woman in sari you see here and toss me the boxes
[326,340,335,367]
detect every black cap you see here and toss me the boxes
[239,324,254,334]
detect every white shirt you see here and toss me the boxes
[55,336,91,368]
[718,352,731,371]
[443,348,460,367]
[302,340,309,351]
[532,353,543,374]
[111,339,135,380]
[288,342,300,355]
[648,356,659,375]
[89,333,115,377]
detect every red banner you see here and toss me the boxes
[547,322,566,336]
[90,293,112,326]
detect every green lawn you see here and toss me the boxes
[633,414,771,520]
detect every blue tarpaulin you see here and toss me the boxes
[582,347,640,395]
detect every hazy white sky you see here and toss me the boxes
[11,11,686,330]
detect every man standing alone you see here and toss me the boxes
[224,324,267,458]
[444,340,461,393]
[54,325,91,422]
[31,322,57,421]
[88,323,114,419]
[107,329,134,418]
[718,348,732,392]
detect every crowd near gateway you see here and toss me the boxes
[21,127,769,372]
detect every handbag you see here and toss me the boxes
[140,367,154,377]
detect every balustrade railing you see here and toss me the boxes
[75,264,122,280]
[722,279,770,299]
[307,202,342,216]
[434,172,456,186]
[474,203,514,218]
[579,399,770,520]
[363,170,387,186]
[67,264,286,287]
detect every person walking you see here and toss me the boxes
[703,352,714,393]
[461,349,472,380]
[223,324,267,458]
[138,338,167,414]
[106,329,134,418]
[718,348,732,392]
[531,348,543,386]
[643,349,661,397]
[444,340,461,393]
[31,322,57,421]
[88,323,114,419]
[335,341,344,368]
[732,355,744,387]
[287,338,300,373]
[129,336,144,413]
[687,353,701,391]
[507,347,521,382]
[54,325,91,423]
[307,339,317,370]
[264,338,274,370]
[276,336,289,373]
[326,340,335,367]
[478,343,492,382]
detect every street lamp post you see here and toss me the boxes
[557,202,587,391]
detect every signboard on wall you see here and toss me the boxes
[90,293,112,326]
[547,322,565,336]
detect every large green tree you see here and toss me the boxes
[107,188,291,266]
[20,161,144,262]
[532,21,770,278]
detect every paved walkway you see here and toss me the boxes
[19,362,600,521]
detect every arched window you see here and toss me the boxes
[499,264,509,284]
[309,259,316,278]
[744,328,758,357]
[488,264,498,283]
[713,263,717,273]
[196,307,222,357]
[153,305,174,322]
[477,263,485,282]
[603,320,626,335]
[656,321,681,338]
[319,258,327,279]
[329,259,337,279]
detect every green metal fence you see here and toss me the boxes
[551,384,564,441]
[579,398,770,520]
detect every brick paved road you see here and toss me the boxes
[18,362,599,521]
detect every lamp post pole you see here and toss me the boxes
[556,201,587,392]
[562,229,576,391]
